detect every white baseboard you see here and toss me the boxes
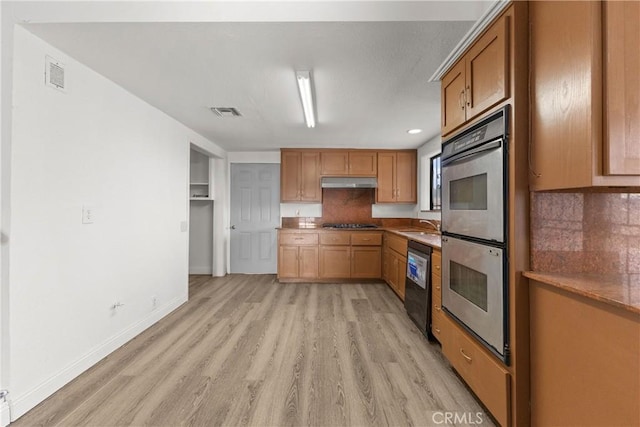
[9,294,187,421]
[189,266,213,275]
[1,401,10,427]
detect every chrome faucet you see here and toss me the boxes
[419,219,441,232]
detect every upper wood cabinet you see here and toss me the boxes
[441,14,509,136]
[603,1,640,176]
[320,150,377,176]
[280,150,322,202]
[530,1,640,190]
[376,151,417,203]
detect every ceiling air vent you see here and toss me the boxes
[45,55,65,92]
[210,107,241,117]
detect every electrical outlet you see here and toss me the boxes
[82,205,95,224]
[151,296,157,310]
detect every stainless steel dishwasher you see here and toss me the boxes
[404,240,432,337]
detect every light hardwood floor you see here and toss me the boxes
[14,275,494,426]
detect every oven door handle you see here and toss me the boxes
[442,139,502,167]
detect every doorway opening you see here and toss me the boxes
[189,147,214,275]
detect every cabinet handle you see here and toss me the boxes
[460,348,472,363]
[435,306,441,312]
[436,285,441,290]
[459,90,465,110]
[435,327,441,334]
[294,237,304,240]
[466,85,471,107]
[362,238,371,241]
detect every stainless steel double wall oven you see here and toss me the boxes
[441,107,509,363]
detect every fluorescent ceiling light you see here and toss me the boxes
[296,70,315,128]
[407,129,423,134]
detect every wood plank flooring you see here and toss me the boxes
[14,275,494,426]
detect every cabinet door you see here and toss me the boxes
[300,152,321,202]
[530,1,599,190]
[319,246,351,278]
[465,14,509,121]
[278,246,299,278]
[382,247,390,282]
[604,1,640,175]
[395,151,417,203]
[351,247,382,279]
[441,60,467,136]
[299,246,319,278]
[349,151,377,176]
[376,152,396,203]
[281,151,301,202]
[320,151,349,176]
[388,252,399,292]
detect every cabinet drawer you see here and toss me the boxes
[432,273,442,295]
[431,309,444,342]
[279,233,318,246]
[351,232,382,246]
[386,234,408,256]
[319,232,350,245]
[443,316,511,427]
[432,250,442,277]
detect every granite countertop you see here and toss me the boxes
[385,228,442,250]
[278,225,442,249]
[523,271,640,315]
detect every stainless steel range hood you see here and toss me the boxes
[321,177,378,188]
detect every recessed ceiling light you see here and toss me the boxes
[407,129,423,135]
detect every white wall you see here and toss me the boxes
[416,134,442,220]
[8,26,225,420]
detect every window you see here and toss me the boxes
[430,154,442,211]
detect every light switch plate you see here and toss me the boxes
[180,221,188,232]
[82,205,95,224]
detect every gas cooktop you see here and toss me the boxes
[322,223,379,229]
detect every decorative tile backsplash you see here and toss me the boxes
[531,192,640,274]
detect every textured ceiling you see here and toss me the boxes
[25,19,475,151]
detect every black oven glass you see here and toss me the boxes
[450,260,488,312]
[449,173,488,211]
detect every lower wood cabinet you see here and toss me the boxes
[430,249,443,340]
[351,247,382,278]
[277,232,319,280]
[530,280,640,426]
[441,313,511,427]
[383,233,408,300]
[319,246,351,278]
[279,230,382,282]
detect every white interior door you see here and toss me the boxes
[230,164,280,274]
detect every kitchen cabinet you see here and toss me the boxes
[376,151,417,203]
[441,14,508,136]
[383,233,408,300]
[441,313,511,427]
[280,150,322,202]
[430,249,444,342]
[319,231,382,279]
[319,246,351,279]
[529,280,640,426]
[320,150,377,176]
[530,1,640,190]
[351,232,382,278]
[277,231,319,279]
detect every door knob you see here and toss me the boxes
[231,225,236,230]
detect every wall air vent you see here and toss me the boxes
[45,55,65,92]
[210,107,241,117]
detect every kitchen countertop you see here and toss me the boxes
[523,271,640,315]
[278,225,442,250]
